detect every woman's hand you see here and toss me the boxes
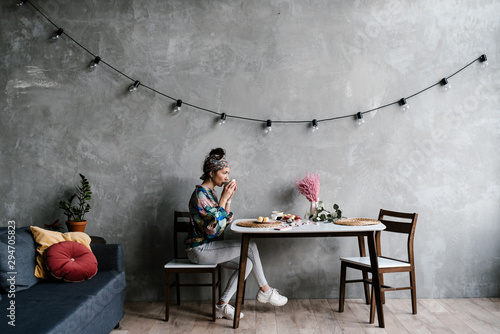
[220,179,237,207]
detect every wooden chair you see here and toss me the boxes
[164,211,222,321]
[339,209,418,323]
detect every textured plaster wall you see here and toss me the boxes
[1,0,499,301]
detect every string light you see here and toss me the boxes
[128,80,140,92]
[311,119,319,132]
[356,112,365,125]
[50,28,64,41]
[479,54,488,68]
[264,120,272,134]
[89,56,100,71]
[173,99,182,113]
[440,78,451,91]
[218,113,227,125]
[399,98,409,111]
[16,2,488,134]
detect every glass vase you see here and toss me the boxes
[305,201,318,220]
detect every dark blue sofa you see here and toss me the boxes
[0,226,126,334]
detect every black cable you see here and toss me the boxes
[227,114,267,123]
[26,1,58,29]
[60,33,96,58]
[183,102,221,116]
[99,60,136,82]
[141,83,177,101]
[447,56,481,79]
[406,82,441,100]
[274,120,311,124]
[319,114,356,122]
[21,0,484,126]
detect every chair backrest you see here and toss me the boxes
[376,209,418,264]
[173,211,192,259]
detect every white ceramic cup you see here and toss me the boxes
[271,211,283,220]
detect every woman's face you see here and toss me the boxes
[211,167,230,187]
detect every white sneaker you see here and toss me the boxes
[256,288,288,306]
[216,304,244,321]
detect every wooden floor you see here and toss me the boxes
[110,298,500,334]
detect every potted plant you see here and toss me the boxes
[57,173,92,232]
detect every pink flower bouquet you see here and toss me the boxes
[295,172,320,203]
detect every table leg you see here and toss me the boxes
[367,231,385,328]
[233,234,250,329]
[165,269,169,321]
[357,236,370,305]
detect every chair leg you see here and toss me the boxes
[356,235,370,305]
[339,262,347,312]
[362,271,370,305]
[212,271,217,321]
[218,266,222,300]
[175,273,181,305]
[369,285,376,324]
[242,280,246,305]
[410,270,417,315]
[165,270,170,321]
[379,273,385,304]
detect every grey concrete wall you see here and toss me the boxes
[1,0,499,301]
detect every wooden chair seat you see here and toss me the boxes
[165,259,218,269]
[340,257,411,269]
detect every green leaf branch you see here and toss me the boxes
[309,201,344,222]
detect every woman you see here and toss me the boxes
[186,148,287,321]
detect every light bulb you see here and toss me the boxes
[399,98,410,111]
[128,80,140,92]
[89,56,100,71]
[50,28,64,41]
[218,113,226,125]
[479,54,488,68]
[440,78,451,92]
[16,1,27,6]
[311,119,319,132]
[264,120,272,134]
[173,99,182,113]
[356,112,365,125]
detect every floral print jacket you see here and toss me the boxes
[185,185,233,248]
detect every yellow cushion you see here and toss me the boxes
[30,226,92,279]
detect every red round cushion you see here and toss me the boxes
[45,241,98,282]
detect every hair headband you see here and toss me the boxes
[201,154,230,180]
